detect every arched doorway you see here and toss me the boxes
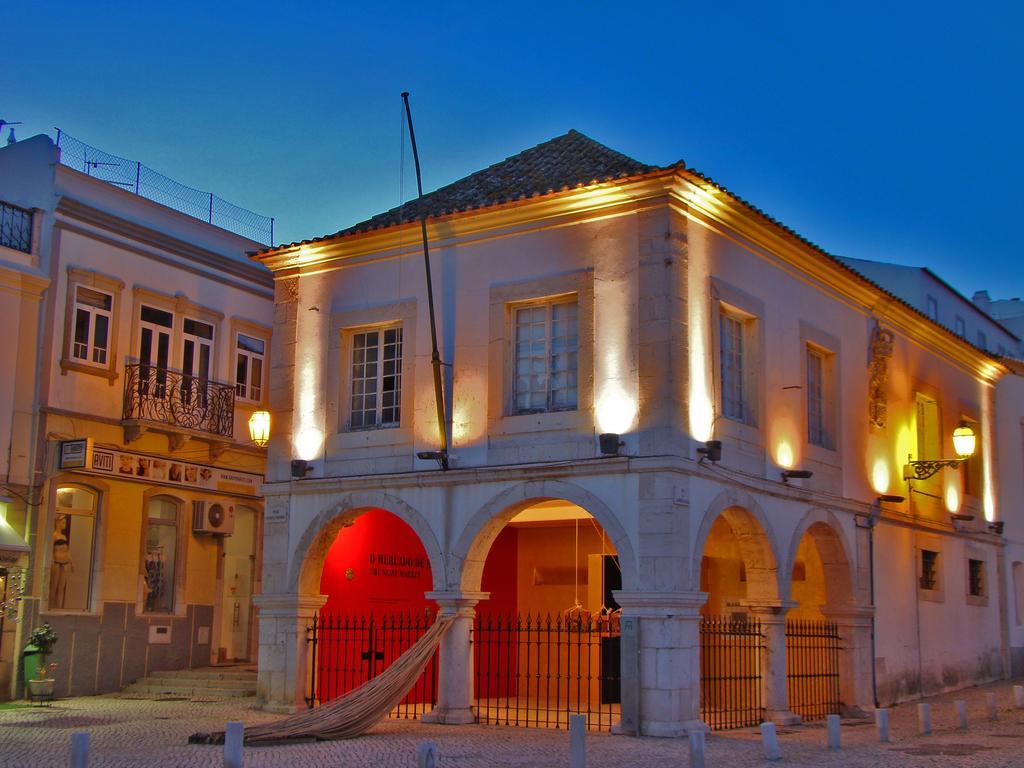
[469,499,622,731]
[309,507,436,715]
[696,505,779,730]
[785,518,853,720]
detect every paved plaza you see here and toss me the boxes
[2,680,1024,767]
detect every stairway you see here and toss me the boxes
[120,666,257,699]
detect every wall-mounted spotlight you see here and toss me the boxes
[781,469,813,483]
[950,512,975,532]
[416,450,448,468]
[290,459,313,479]
[988,521,1005,535]
[696,440,722,463]
[599,433,624,456]
[862,494,905,528]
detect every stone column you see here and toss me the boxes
[615,590,708,737]
[253,593,326,713]
[421,591,488,725]
[743,600,801,725]
[821,604,875,715]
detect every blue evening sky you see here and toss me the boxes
[4,1,1022,301]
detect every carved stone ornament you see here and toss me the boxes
[868,324,894,428]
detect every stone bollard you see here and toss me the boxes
[687,729,706,768]
[224,722,244,768]
[917,703,931,735]
[875,708,890,743]
[986,692,998,721]
[569,714,586,768]
[416,741,438,768]
[1014,686,1024,709]
[70,732,89,768]
[760,722,782,761]
[955,700,968,730]
[827,714,841,750]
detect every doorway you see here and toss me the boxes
[218,504,257,662]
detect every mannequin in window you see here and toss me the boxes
[50,514,74,609]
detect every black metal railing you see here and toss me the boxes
[122,363,235,438]
[306,610,438,719]
[0,201,32,254]
[473,612,621,732]
[785,618,842,721]
[700,614,765,730]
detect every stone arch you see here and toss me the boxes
[289,491,444,597]
[452,479,638,594]
[691,489,782,602]
[783,508,856,608]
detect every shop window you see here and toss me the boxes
[235,333,265,402]
[968,558,985,597]
[350,325,403,429]
[50,486,98,611]
[920,549,940,591]
[512,298,578,414]
[144,496,179,613]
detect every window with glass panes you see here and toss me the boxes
[72,286,113,366]
[51,486,99,611]
[350,326,402,429]
[143,497,178,613]
[806,347,826,447]
[235,334,265,402]
[513,299,578,413]
[720,312,746,421]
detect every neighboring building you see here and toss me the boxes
[0,134,274,699]
[973,291,1024,350]
[251,130,1013,735]
[840,257,1022,358]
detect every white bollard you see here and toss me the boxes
[917,703,931,735]
[416,741,438,768]
[986,692,998,721]
[224,722,244,768]
[70,732,89,768]
[955,699,968,730]
[569,714,586,768]
[1014,686,1024,709]
[687,729,706,768]
[876,708,890,742]
[760,722,782,761]
[827,713,841,750]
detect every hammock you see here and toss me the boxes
[190,615,454,745]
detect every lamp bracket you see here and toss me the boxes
[903,458,963,481]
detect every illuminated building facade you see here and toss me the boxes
[253,130,1014,734]
[0,134,273,699]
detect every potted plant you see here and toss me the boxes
[25,623,58,700]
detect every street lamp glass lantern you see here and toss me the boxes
[248,410,271,447]
[952,423,976,459]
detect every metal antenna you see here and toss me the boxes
[401,92,449,470]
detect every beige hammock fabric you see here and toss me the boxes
[191,615,454,745]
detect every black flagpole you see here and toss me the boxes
[401,92,449,470]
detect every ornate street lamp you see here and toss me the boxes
[248,410,271,448]
[903,422,976,481]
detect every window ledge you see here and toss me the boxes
[917,588,945,604]
[59,358,118,382]
[491,409,587,436]
[966,594,989,607]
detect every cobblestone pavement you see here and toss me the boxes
[1,680,1024,767]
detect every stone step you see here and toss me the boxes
[121,665,257,699]
[132,676,256,690]
[121,684,256,699]
[150,667,256,680]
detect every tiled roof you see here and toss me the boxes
[272,130,664,250]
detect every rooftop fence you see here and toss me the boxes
[55,130,274,245]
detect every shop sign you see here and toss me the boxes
[68,444,262,499]
[58,439,90,470]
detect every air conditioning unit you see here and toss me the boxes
[192,500,234,535]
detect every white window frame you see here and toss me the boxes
[60,268,125,382]
[510,296,579,415]
[234,332,266,403]
[71,285,114,367]
[348,324,403,430]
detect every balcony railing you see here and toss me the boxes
[122,363,235,439]
[0,201,32,254]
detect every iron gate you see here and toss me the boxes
[699,615,765,730]
[306,610,438,719]
[785,619,841,720]
[473,612,621,731]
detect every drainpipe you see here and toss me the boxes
[866,495,904,708]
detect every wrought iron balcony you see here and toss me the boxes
[122,363,235,439]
